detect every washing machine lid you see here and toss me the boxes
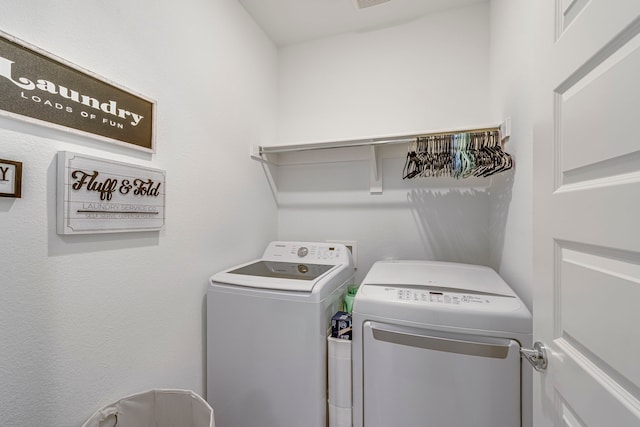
[227,261,334,281]
[354,260,531,334]
[210,241,354,292]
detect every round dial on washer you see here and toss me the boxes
[297,247,309,257]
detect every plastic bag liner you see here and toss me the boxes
[82,389,214,427]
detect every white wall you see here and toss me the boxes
[278,3,492,144]
[0,1,278,425]
[488,0,534,309]
[0,0,536,423]
[275,3,496,283]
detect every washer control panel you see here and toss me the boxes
[264,241,350,264]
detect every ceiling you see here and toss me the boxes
[238,0,486,46]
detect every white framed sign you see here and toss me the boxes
[57,151,165,234]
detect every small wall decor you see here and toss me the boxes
[0,30,156,153]
[57,151,165,234]
[0,158,22,198]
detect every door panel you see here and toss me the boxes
[559,245,640,387]
[560,34,640,177]
[533,0,640,425]
[552,338,640,426]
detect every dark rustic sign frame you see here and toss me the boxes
[0,158,22,198]
[0,31,156,153]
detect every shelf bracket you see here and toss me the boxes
[500,117,511,141]
[250,145,279,204]
[250,145,266,162]
[370,145,382,194]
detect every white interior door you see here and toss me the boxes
[533,0,640,426]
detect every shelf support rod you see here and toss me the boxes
[370,145,382,194]
[250,145,280,205]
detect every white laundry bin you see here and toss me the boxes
[82,389,214,427]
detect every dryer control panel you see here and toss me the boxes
[363,285,522,312]
[396,288,490,305]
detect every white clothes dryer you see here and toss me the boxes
[352,260,532,427]
[207,241,354,427]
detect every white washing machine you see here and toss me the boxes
[352,260,532,427]
[207,241,354,427]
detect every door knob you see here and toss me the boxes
[520,341,548,372]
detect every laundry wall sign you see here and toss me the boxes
[57,152,165,234]
[0,31,155,152]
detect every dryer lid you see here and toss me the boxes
[355,260,532,335]
[361,260,516,296]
